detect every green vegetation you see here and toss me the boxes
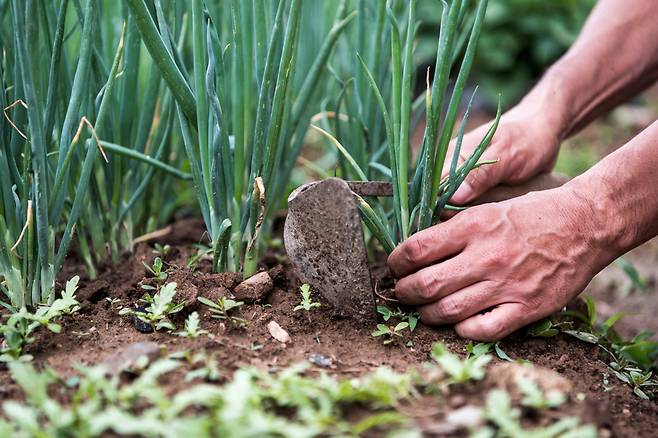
[319,0,500,252]
[198,296,248,328]
[0,1,189,308]
[175,312,210,339]
[377,305,420,332]
[0,341,600,437]
[1,276,80,362]
[430,342,491,383]
[480,389,596,438]
[528,297,658,399]
[372,321,410,345]
[119,282,184,331]
[126,0,355,276]
[293,283,321,314]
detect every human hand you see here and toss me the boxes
[387,185,613,341]
[445,103,564,205]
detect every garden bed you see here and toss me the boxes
[1,217,656,436]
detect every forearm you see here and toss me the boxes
[566,120,658,274]
[517,0,658,140]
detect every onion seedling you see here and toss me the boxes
[0,0,185,309]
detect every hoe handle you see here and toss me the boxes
[345,172,569,201]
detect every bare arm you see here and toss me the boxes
[533,0,658,137]
[448,0,658,204]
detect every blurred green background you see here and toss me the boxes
[417,0,596,109]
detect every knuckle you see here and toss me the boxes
[468,164,495,190]
[480,317,507,340]
[403,237,426,266]
[435,298,461,319]
[416,272,439,301]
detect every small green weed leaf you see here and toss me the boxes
[494,343,513,362]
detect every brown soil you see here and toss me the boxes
[1,217,656,437]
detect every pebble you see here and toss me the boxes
[131,306,153,333]
[267,320,290,344]
[308,353,333,368]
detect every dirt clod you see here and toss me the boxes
[98,342,161,376]
[233,271,274,303]
[487,362,573,399]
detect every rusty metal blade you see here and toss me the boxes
[284,178,375,320]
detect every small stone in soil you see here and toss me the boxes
[131,306,153,333]
[233,271,274,303]
[308,353,333,368]
[99,342,161,376]
[267,320,290,343]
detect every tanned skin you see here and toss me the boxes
[387,0,658,341]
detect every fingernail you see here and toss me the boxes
[451,182,473,204]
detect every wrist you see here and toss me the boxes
[560,174,628,273]
[511,64,575,143]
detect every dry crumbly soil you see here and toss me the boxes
[0,217,656,437]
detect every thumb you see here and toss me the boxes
[450,147,504,204]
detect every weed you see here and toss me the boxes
[142,257,168,286]
[517,377,567,409]
[198,296,248,328]
[1,277,80,361]
[430,342,491,383]
[152,244,172,257]
[479,389,596,438]
[119,283,184,331]
[104,297,123,312]
[293,284,321,317]
[175,312,209,339]
[377,305,420,332]
[372,322,409,345]
[529,297,658,399]
[469,341,514,362]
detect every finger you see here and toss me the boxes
[450,147,504,205]
[417,281,495,324]
[387,217,471,278]
[454,303,531,341]
[394,260,481,306]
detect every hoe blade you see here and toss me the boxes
[284,178,375,320]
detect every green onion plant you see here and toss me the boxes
[126,0,355,277]
[321,0,501,253]
[0,0,186,308]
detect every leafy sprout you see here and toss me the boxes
[175,312,209,339]
[142,257,168,285]
[517,377,567,409]
[377,305,420,332]
[430,342,491,383]
[372,322,409,345]
[119,282,184,331]
[198,296,248,328]
[1,277,81,362]
[293,284,321,315]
